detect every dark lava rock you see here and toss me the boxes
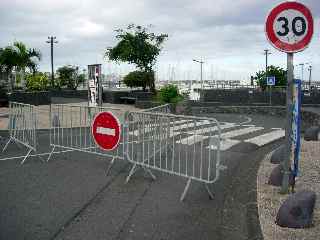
[304,126,320,141]
[270,145,285,164]
[268,165,294,187]
[276,190,316,228]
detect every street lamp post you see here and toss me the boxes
[264,49,272,105]
[193,59,204,90]
[295,62,309,90]
[308,65,312,90]
[46,36,58,88]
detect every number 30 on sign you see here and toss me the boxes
[265,2,314,53]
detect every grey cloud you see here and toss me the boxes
[0,0,319,80]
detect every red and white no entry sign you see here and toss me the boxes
[92,112,121,151]
[265,1,313,53]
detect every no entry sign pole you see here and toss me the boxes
[265,2,314,193]
[282,53,294,193]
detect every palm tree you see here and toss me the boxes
[0,46,17,90]
[0,41,41,90]
[12,41,41,87]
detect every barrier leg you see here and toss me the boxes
[2,137,12,152]
[205,183,214,200]
[126,163,137,183]
[105,157,116,176]
[20,148,33,165]
[47,146,56,162]
[142,166,156,181]
[180,178,192,202]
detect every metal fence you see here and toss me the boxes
[2,102,37,164]
[2,101,225,201]
[47,104,128,174]
[143,103,171,113]
[124,111,224,201]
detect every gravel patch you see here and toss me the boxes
[257,140,320,240]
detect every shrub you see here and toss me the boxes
[157,84,184,104]
[26,72,49,91]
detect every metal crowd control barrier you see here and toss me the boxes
[142,103,171,113]
[2,102,37,164]
[124,111,225,201]
[47,104,127,174]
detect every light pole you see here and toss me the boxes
[308,65,312,90]
[298,62,309,82]
[193,59,204,90]
[46,36,58,88]
[264,49,272,105]
[295,62,309,89]
[264,50,271,77]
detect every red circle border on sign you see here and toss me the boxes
[265,1,314,53]
[91,111,121,151]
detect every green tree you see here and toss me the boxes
[56,65,85,90]
[123,70,154,91]
[0,41,41,90]
[105,24,168,92]
[254,65,287,90]
[26,72,49,91]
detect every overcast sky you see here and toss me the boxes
[1,0,319,83]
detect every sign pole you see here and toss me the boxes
[269,86,272,105]
[97,66,103,106]
[281,52,294,194]
[265,1,313,194]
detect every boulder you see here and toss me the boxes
[270,145,285,164]
[304,126,320,141]
[268,165,294,187]
[276,190,316,228]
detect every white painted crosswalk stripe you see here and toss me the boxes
[244,129,285,147]
[208,139,241,151]
[204,127,263,151]
[178,123,237,145]
[185,122,236,135]
[220,127,264,138]
[130,119,285,151]
[131,119,195,136]
[168,120,212,137]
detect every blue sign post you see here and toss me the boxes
[266,76,275,105]
[292,79,301,180]
[266,76,276,86]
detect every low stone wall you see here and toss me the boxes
[103,90,129,104]
[200,89,320,105]
[0,89,8,107]
[8,90,89,105]
[135,100,162,109]
[9,91,51,105]
[301,109,320,130]
[50,89,87,99]
[103,90,154,104]
[191,104,320,132]
[191,105,287,117]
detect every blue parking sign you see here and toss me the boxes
[292,79,301,177]
[266,76,276,86]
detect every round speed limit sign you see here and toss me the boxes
[266,2,313,53]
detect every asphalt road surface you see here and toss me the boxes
[0,113,285,240]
